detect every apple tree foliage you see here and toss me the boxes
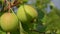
[0,0,60,34]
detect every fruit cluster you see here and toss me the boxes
[0,4,38,32]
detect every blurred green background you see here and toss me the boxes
[0,0,60,34]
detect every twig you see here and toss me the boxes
[3,0,21,11]
[5,0,11,12]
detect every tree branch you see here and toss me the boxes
[3,0,21,11]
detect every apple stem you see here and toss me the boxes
[7,32,10,34]
[6,0,11,12]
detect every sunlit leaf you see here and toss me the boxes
[46,9,60,31]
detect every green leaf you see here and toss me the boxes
[41,14,48,25]
[0,27,6,34]
[23,0,28,3]
[46,9,60,31]
[10,29,20,34]
[37,9,45,20]
[31,31,39,34]
[22,23,30,32]
[54,8,60,17]
[19,21,28,34]
[36,0,50,9]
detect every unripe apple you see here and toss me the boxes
[0,12,18,32]
[17,5,38,23]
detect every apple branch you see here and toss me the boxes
[3,0,22,11]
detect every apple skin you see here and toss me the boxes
[0,12,18,32]
[17,5,38,23]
